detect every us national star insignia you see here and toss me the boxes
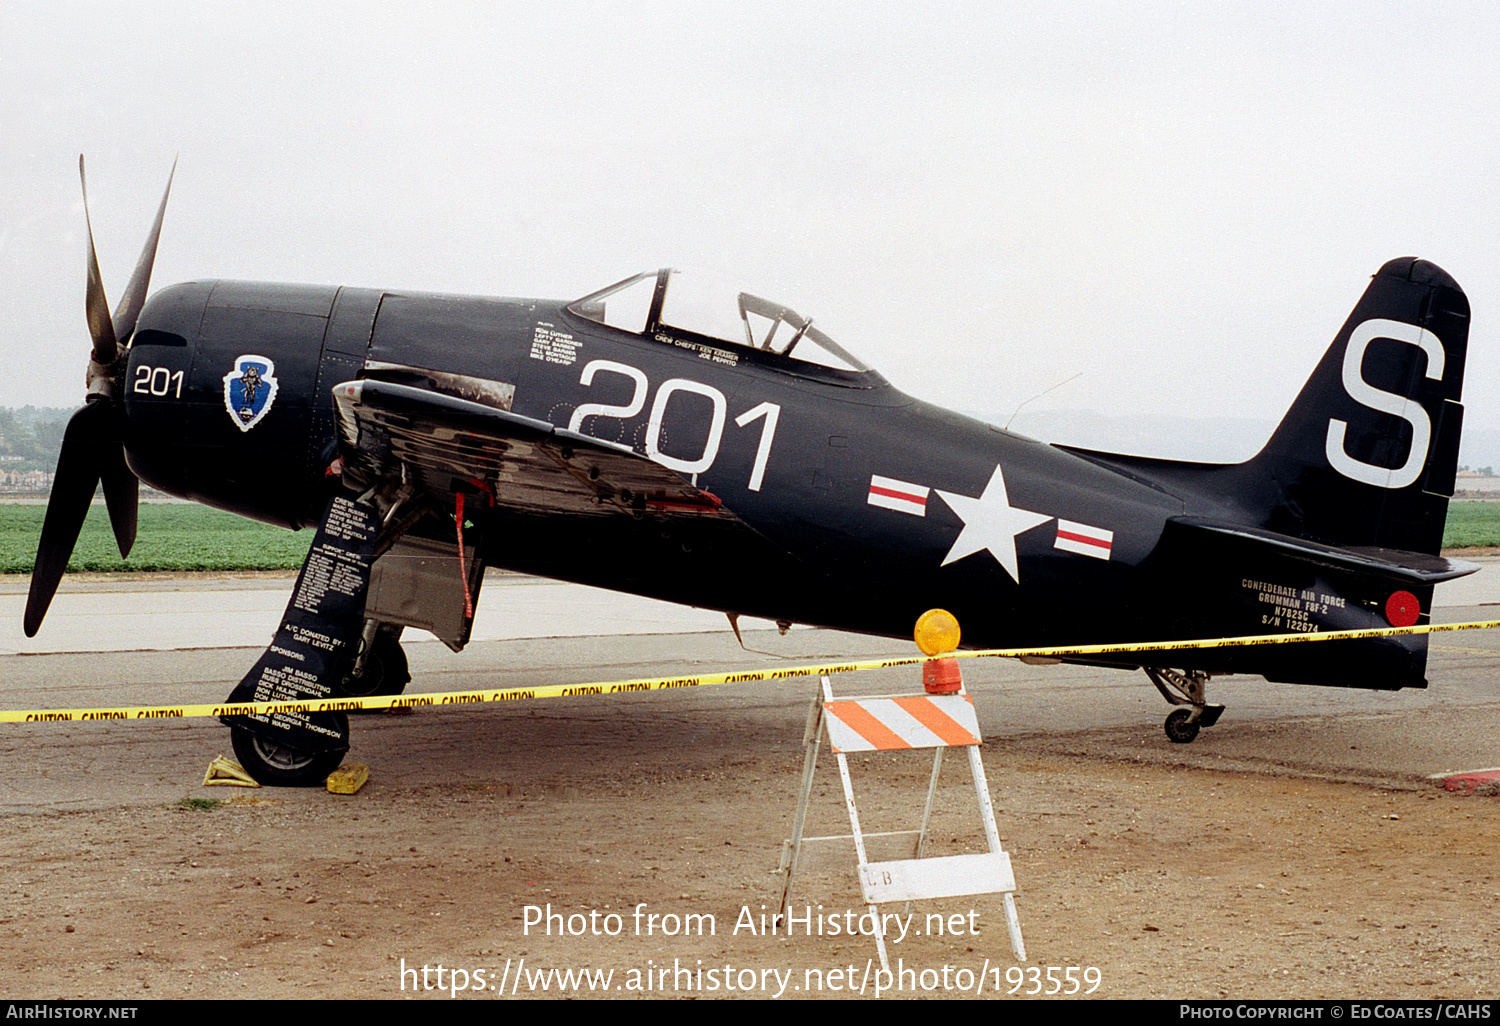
[935,464,1053,583]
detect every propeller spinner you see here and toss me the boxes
[24,156,176,637]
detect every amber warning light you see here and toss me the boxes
[915,608,963,694]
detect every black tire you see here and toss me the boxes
[338,627,410,703]
[1164,708,1200,744]
[230,727,345,787]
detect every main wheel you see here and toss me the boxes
[231,727,345,787]
[1164,708,1200,744]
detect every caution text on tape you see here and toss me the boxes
[3,619,1497,724]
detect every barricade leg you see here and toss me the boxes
[825,675,891,973]
[834,746,890,972]
[916,747,943,858]
[908,747,944,913]
[966,743,1026,962]
[778,693,824,919]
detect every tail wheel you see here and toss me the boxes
[1164,708,1200,744]
[230,727,345,787]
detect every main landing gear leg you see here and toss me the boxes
[219,492,380,785]
[1143,667,1225,744]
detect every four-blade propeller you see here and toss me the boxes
[24,156,176,637]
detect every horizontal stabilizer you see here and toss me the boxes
[1171,516,1479,586]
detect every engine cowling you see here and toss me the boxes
[124,280,378,527]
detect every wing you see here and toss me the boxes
[332,377,731,518]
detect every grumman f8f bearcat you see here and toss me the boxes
[25,159,1477,784]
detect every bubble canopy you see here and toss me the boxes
[567,268,874,376]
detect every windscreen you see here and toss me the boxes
[658,269,869,373]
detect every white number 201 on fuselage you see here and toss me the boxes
[568,358,780,491]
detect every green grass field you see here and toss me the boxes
[0,502,313,574]
[1,498,1497,576]
[1437,501,1500,549]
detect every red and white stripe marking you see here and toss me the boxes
[824,694,981,752]
[1430,767,1500,793]
[867,475,929,516]
[1054,519,1113,560]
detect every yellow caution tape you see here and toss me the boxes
[3,618,1498,724]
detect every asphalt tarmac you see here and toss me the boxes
[2,563,1499,814]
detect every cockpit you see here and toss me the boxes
[566,269,876,380]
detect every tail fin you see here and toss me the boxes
[1246,257,1469,554]
[1053,259,1470,690]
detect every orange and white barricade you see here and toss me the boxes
[778,674,1026,970]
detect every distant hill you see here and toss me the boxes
[1456,428,1500,476]
[981,409,1500,472]
[983,409,1276,463]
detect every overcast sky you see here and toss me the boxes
[4,3,1499,448]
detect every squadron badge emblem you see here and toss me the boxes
[222,355,279,432]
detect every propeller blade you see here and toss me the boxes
[78,155,119,368]
[111,156,176,347]
[100,430,138,559]
[25,402,115,637]
[68,158,149,577]
[99,414,138,558]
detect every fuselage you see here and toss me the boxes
[120,276,1433,688]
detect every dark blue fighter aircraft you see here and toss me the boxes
[25,160,1477,784]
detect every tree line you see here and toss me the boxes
[0,407,75,473]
